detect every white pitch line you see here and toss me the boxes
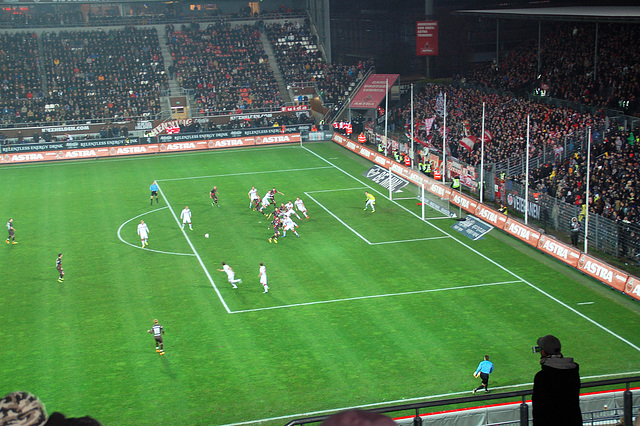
[157,165,334,182]
[216,369,640,426]
[156,181,231,314]
[370,236,450,245]
[230,280,521,314]
[305,192,372,245]
[306,186,369,194]
[116,207,195,257]
[302,145,640,354]
[577,302,595,305]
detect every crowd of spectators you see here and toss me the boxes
[40,27,168,123]
[393,83,601,168]
[168,21,282,115]
[1,32,43,125]
[265,21,323,85]
[461,23,640,114]
[316,61,373,112]
[527,124,640,225]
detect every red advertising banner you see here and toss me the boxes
[624,277,640,301]
[474,204,507,230]
[450,193,480,214]
[503,219,541,248]
[578,254,628,292]
[349,74,400,109]
[256,134,301,145]
[537,235,581,268]
[416,21,438,56]
[1,134,301,165]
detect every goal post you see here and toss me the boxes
[387,166,455,220]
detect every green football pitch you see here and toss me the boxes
[1,141,639,425]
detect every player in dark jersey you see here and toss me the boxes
[269,187,285,206]
[210,185,219,207]
[147,319,165,355]
[56,253,64,283]
[268,217,283,244]
[6,218,17,244]
[252,196,262,212]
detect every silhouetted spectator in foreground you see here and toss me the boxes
[532,335,582,426]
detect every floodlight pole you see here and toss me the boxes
[525,114,530,225]
[480,102,485,203]
[384,79,389,156]
[584,128,592,254]
[442,92,447,185]
[410,84,415,168]
[386,79,392,201]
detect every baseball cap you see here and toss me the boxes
[537,334,562,355]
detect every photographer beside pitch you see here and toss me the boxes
[532,334,582,425]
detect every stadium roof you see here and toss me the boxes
[453,6,640,23]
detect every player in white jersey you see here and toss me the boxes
[137,220,149,247]
[259,195,271,214]
[180,206,192,230]
[282,216,300,238]
[248,186,259,208]
[294,197,309,219]
[217,262,242,288]
[259,262,269,293]
[284,201,301,220]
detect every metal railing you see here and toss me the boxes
[284,376,640,425]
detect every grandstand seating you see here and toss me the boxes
[41,27,167,123]
[0,32,43,125]
[167,22,282,115]
[461,23,640,114]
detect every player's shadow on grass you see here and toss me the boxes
[160,355,177,380]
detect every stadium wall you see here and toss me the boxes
[0,129,304,165]
[331,132,640,302]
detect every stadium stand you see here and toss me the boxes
[0,32,44,125]
[461,22,640,114]
[41,27,168,123]
[167,21,283,115]
[264,21,323,86]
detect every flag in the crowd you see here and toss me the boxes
[438,125,449,137]
[435,92,445,117]
[166,125,180,134]
[425,116,435,135]
[481,130,493,143]
[460,136,477,152]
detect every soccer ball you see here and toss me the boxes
[205,233,210,238]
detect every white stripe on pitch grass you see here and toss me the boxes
[230,280,522,314]
[370,236,450,245]
[116,207,195,257]
[305,192,372,245]
[156,181,232,314]
[156,165,334,182]
[306,186,369,194]
[302,144,640,354]
[216,369,640,426]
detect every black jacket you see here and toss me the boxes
[532,356,582,426]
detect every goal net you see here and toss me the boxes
[386,166,458,221]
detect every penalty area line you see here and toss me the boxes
[305,192,372,245]
[230,280,522,314]
[301,145,640,354]
[156,181,231,314]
